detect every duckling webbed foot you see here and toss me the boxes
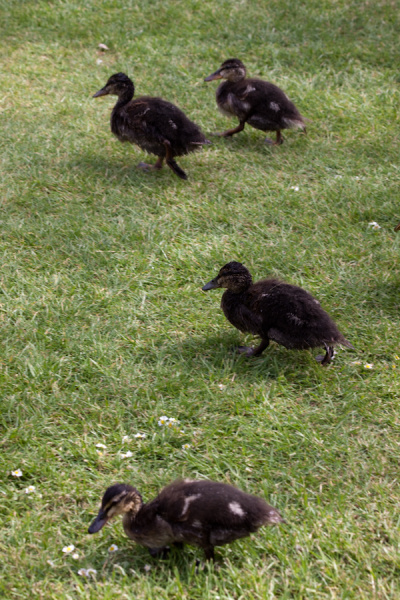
[316,344,335,366]
[237,338,269,357]
[137,156,164,172]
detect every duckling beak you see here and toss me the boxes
[202,278,219,291]
[204,69,223,82]
[92,87,109,98]
[88,510,108,533]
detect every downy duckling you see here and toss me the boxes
[202,261,353,365]
[88,479,283,560]
[93,73,210,180]
[204,59,306,145]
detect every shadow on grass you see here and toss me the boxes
[66,153,192,189]
[145,332,330,384]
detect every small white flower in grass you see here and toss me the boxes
[96,58,103,65]
[368,222,381,230]
[364,363,374,369]
[182,444,191,450]
[95,443,107,449]
[98,43,109,51]
[72,553,79,560]
[158,416,169,426]
[47,560,55,567]
[96,450,104,456]
[78,568,97,577]
[351,361,362,366]
[11,469,23,477]
[218,384,226,391]
[62,544,75,554]
[134,433,146,439]
[122,435,130,443]
[290,186,299,191]
[108,543,119,553]
[144,564,151,572]
[394,355,399,360]
[24,485,36,494]
[120,450,133,459]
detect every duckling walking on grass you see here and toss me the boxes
[93,73,210,180]
[88,479,283,561]
[205,59,306,145]
[202,262,353,365]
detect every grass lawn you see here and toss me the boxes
[1,0,400,598]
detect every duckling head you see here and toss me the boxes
[93,72,134,98]
[202,261,252,293]
[88,483,142,534]
[204,59,246,83]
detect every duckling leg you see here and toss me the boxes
[265,130,284,145]
[316,344,335,366]
[164,141,188,180]
[137,156,164,172]
[148,545,170,558]
[237,338,269,357]
[214,121,245,138]
[203,546,215,561]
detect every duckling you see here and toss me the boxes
[202,262,353,365]
[88,479,283,561]
[204,59,305,145]
[93,73,210,180]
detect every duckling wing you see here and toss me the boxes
[251,280,347,349]
[116,97,208,157]
[153,480,280,530]
[228,79,304,131]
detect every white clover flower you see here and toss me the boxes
[182,444,191,450]
[95,443,107,449]
[290,186,299,191]
[62,544,75,554]
[108,543,119,552]
[122,435,130,443]
[134,433,146,439]
[144,564,151,572]
[120,450,133,459]
[368,222,381,230]
[11,469,23,478]
[24,485,36,494]
[158,416,169,426]
[72,553,79,560]
[78,568,97,577]
[364,363,374,369]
